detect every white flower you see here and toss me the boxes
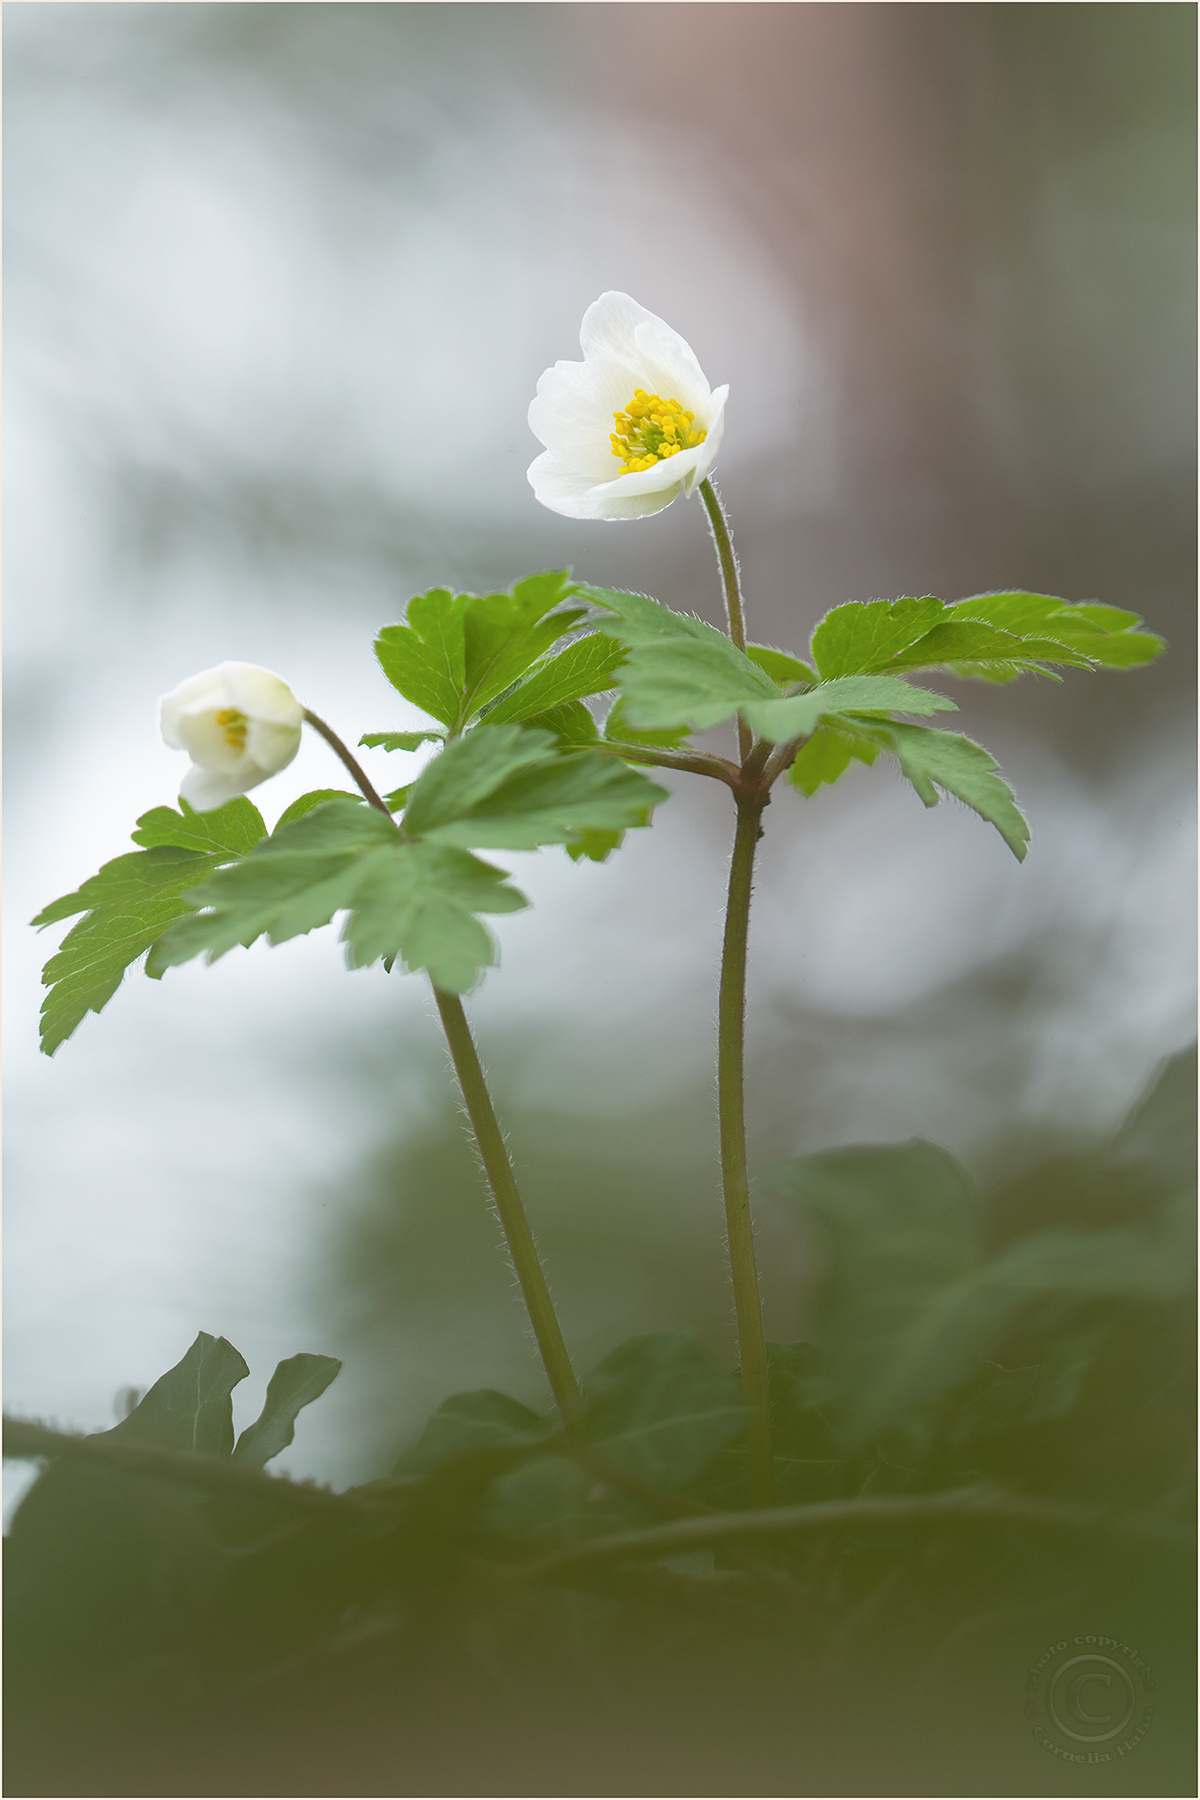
[160,662,304,812]
[527,291,728,521]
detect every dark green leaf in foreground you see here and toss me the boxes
[402,723,667,850]
[231,1354,343,1469]
[765,1140,1193,1447]
[109,1332,250,1457]
[375,572,585,732]
[391,1390,551,1479]
[578,1331,749,1490]
[152,799,528,994]
[33,799,268,1054]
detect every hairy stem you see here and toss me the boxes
[433,987,582,1425]
[302,710,393,816]
[699,479,753,767]
[304,711,580,1424]
[719,793,775,1506]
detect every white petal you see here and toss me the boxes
[245,716,303,775]
[628,318,712,418]
[220,662,304,726]
[528,355,640,479]
[177,709,245,771]
[179,764,248,812]
[527,451,681,521]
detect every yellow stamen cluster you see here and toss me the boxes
[215,708,249,751]
[611,390,706,474]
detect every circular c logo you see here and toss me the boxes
[1048,1655,1136,1743]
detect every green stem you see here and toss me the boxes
[303,710,581,1426]
[433,987,582,1425]
[719,792,775,1507]
[700,478,753,770]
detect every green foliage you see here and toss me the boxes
[403,724,666,851]
[856,721,1030,860]
[275,789,366,827]
[578,1331,748,1489]
[32,799,267,1055]
[809,591,1165,685]
[482,632,627,724]
[764,1134,1194,1447]
[151,800,528,994]
[359,729,445,752]
[374,572,586,732]
[392,1390,550,1478]
[788,724,879,796]
[109,1332,250,1457]
[602,696,690,751]
[231,1354,343,1469]
[583,583,778,730]
[741,674,957,743]
[745,643,818,685]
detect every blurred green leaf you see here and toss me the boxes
[275,789,365,828]
[375,573,585,732]
[602,696,690,751]
[231,1354,343,1470]
[518,701,601,748]
[110,1332,249,1457]
[766,1139,1194,1448]
[578,1331,749,1490]
[564,827,625,863]
[152,799,527,994]
[359,730,445,752]
[391,1389,550,1478]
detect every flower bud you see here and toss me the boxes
[160,662,303,812]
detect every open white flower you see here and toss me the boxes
[160,662,304,812]
[527,292,728,521]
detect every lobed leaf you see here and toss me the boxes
[33,798,269,1054]
[231,1354,343,1469]
[861,721,1030,860]
[375,572,585,732]
[109,1331,250,1457]
[359,730,445,753]
[746,643,818,686]
[788,723,879,796]
[152,799,529,994]
[583,584,778,731]
[742,675,957,743]
[810,597,948,679]
[482,633,627,725]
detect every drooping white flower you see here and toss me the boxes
[160,662,304,812]
[527,292,728,521]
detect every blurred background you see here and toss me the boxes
[5,3,1195,1507]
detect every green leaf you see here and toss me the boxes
[564,827,625,863]
[946,592,1166,676]
[274,789,365,829]
[741,675,957,743]
[128,796,268,856]
[745,643,818,686]
[810,597,948,678]
[108,1331,250,1457]
[231,1354,343,1469]
[153,799,528,994]
[860,721,1030,860]
[403,724,667,851]
[481,633,627,724]
[359,730,445,752]
[887,620,1093,675]
[375,573,585,732]
[765,1141,1193,1448]
[602,696,690,751]
[513,701,600,748]
[788,724,879,796]
[578,1332,749,1490]
[33,819,258,1054]
[584,584,778,731]
[391,1390,550,1478]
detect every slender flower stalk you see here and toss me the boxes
[301,710,581,1424]
[698,482,776,1506]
